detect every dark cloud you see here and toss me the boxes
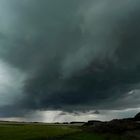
[0,0,140,116]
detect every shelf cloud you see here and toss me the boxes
[0,0,140,118]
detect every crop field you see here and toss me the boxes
[0,122,128,140]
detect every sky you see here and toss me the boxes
[0,0,140,122]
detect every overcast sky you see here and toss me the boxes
[0,0,140,122]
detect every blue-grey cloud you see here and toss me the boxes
[0,0,140,117]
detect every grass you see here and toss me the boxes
[0,123,128,140]
[61,132,105,140]
[0,123,79,140]
[61,131,125,140]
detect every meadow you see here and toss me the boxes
[0,123,78,140]
[0,122,126,140]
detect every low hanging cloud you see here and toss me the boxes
[0,0,140,117]
[0,60,25,106]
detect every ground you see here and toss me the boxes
[0,122,137,140]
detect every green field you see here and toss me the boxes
[0,123,77,140]
[0,123,123,140]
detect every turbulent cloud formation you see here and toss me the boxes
[0,60,24,106]
[0,0,140,117]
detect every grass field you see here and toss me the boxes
[60,132,106,140]
[0,122,124,140]
[0,123,79,140]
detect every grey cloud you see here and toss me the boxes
[0,60,25,108]
[0,0,140,116]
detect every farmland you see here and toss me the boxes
[0,123,78,140]
[0,122,137,140]
[0,122,105,140]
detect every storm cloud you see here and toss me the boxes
[0,0,140,117]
